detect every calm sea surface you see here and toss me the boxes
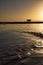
[0,24,43,65]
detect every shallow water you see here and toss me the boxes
[0,24,43,65]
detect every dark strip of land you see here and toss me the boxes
[0,22,43,24]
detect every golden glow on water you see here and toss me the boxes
[28,24,43,33]
[34,49,43,54]
[39,24,43,30]
[0,24,43,33]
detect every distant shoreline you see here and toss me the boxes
[0,22,43,24]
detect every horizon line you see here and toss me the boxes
[0,21,43,24]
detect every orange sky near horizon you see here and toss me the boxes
[0,0,43,22]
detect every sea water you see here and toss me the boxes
[0,24,43,65]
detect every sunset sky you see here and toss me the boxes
[0,0,43,22]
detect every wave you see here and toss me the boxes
[0,44,32,65]
[0,44,43,65]
[23,31,43,39]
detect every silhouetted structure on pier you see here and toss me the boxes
[27,19,31,22]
